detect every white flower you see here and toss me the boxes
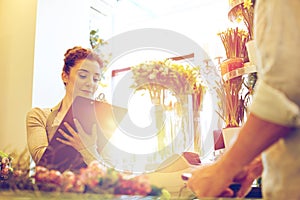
[149,73,156,79]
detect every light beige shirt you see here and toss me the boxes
[249,0,300,199]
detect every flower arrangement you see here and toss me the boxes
[131,59,206,155]
[0,151,13,187]
[217,26,251,129]
[228,0,255,40]
[0,150,170,199]
[33,161,168,196]
[0,149,32,190]
[226,0,258,117]
[216,57,248,128]
[131,59,206,110]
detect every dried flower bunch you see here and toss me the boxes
[215,0,256,129]
[218,27,250,59]
[216,26,251,129]
[216,58,247,128]
[216,77,245,128]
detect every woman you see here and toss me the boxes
[26,46,104,170]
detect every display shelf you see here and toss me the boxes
[222,62,256,81]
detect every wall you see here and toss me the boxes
[0,0,37,152]
[33,0,91,108]
[0,0,91,152]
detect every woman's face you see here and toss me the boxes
[63,59,101,99]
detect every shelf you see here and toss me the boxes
[222,62,257,81]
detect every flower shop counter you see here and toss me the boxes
[0,190,262,200]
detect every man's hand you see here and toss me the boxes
[234,156,263,197]
[186,162,235,198]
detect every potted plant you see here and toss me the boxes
[216,74,245,148]
[217,27,250,148]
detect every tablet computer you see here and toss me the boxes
[38,96,127,172]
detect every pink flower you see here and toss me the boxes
[34,166,50,182]
[115,174,152,196]
[61,170,76,192]
[73,179,85,193]
[13,169,23,177]
[1,167,9,175]
[1,157,9,164]
[48,170,63,185]
[78,161,107,187]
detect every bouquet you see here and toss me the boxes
[0,149,170,199]
[0,151,13,188]
[34,162,170,198]
[131,59,206,111]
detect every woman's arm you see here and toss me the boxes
[26,108,50,163]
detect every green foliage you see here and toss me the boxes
[89,29,107,49]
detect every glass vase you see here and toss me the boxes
[174,94,194,154]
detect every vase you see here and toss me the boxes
[192,92,204,155]
[222,127,241,148]
[193,110,202,154]
[220,58,244,81]
[172,94,194,154]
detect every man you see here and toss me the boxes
[187,0,300,199]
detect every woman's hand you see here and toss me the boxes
[56,118,97,151]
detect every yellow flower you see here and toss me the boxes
[131,59,205,95]
[243,0,253,10]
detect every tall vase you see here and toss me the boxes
[193,111,201,154]
[155,104,168,158]
[174,94,194,154]
[151,91,195,160]
[192,91,204,155]
[149,88,168,159]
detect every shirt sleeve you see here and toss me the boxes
[249,80,300,127]
[250,0,300,127]
[26,108,50,163]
